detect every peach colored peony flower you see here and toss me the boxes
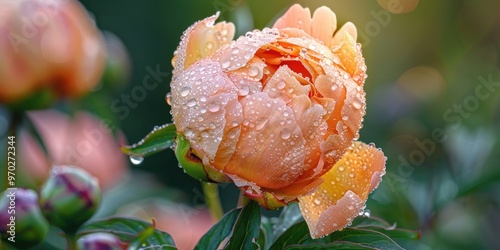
[18,110,128,190]
[169,4,386,238]
[0,0,105,104]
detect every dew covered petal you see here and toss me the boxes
[298,141,386,239]
[225,92,306,190]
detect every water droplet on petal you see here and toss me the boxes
[201,131,210,138]
[353,99,363,110]
[221,60,230,69]
[180,86,191,97]
[129,156,144,165]
[238,84,250,96]
[339,166,345,171]
[277,80,286,89]
[255,117,269,130]
[314,198,321,205]
[248,66,260,77]
[186,98,197,108]
[208,102,220,112]
[280,128,291,139]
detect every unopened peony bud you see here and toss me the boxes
[0,188,49,248]
[39,165,101,233]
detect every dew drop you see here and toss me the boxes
[208,102,220,112]
[186,98,197,108]
[255,117,269,130]
[248,66,260,77]
[280,128,291,139]
[342,115,348,121]
[364,209,371,217]
[339,166,345,171]
[180,86,191,97]
[165,92,172,105]
[129,156,144,165]
[221,60,230,69]
[313,198,321,205]
[201,131,210,138]
[277,80,286,89]
[353,99,363,110]
[206,42,213,50]
[184,128,194,137]
[238,85,250,96]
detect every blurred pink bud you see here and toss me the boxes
[0,0,105,105]
[18,109,128,189]
[117,201,215,250]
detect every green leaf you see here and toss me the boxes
[270,221,404,250]
[226,201,261,250]
[78,216,176,248]
[353,216,421,240]
[195,208,242,250]
[259,217,274,250]
[272,202,303,241]
[269,221,310,250]
[121,123,176,157]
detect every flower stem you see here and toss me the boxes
[66,233,78,250]
[201,182,224,220]
[237,190,250,207]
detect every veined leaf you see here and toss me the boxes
[270,221,405,250]
[226,201,261,250]
[78,216,176,249]
[195,208,242,250]
[121,123,176,157]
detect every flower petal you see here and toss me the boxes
[263,65,310,104]
[273,4,311,33]
[173,12,235,71]
[298,142,386,239]
[332,32,367,86]
[225,92,306,190]
[170,60,240,162]
[311,6,337,48]
[331,22,357,47]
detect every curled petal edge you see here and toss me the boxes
[298,141,386,239]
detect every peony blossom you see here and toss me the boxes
[0,0,105,105]
[169,4,386,238]
[18,110,128,190]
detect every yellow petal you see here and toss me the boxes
[298,142,386,239]
[332,31,367,86]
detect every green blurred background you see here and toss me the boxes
[2,0,499,249]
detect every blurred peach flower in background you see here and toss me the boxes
[19,110,128,189]
[170,4,386,238]
[117,200,215,250]
[0,0,105,105]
